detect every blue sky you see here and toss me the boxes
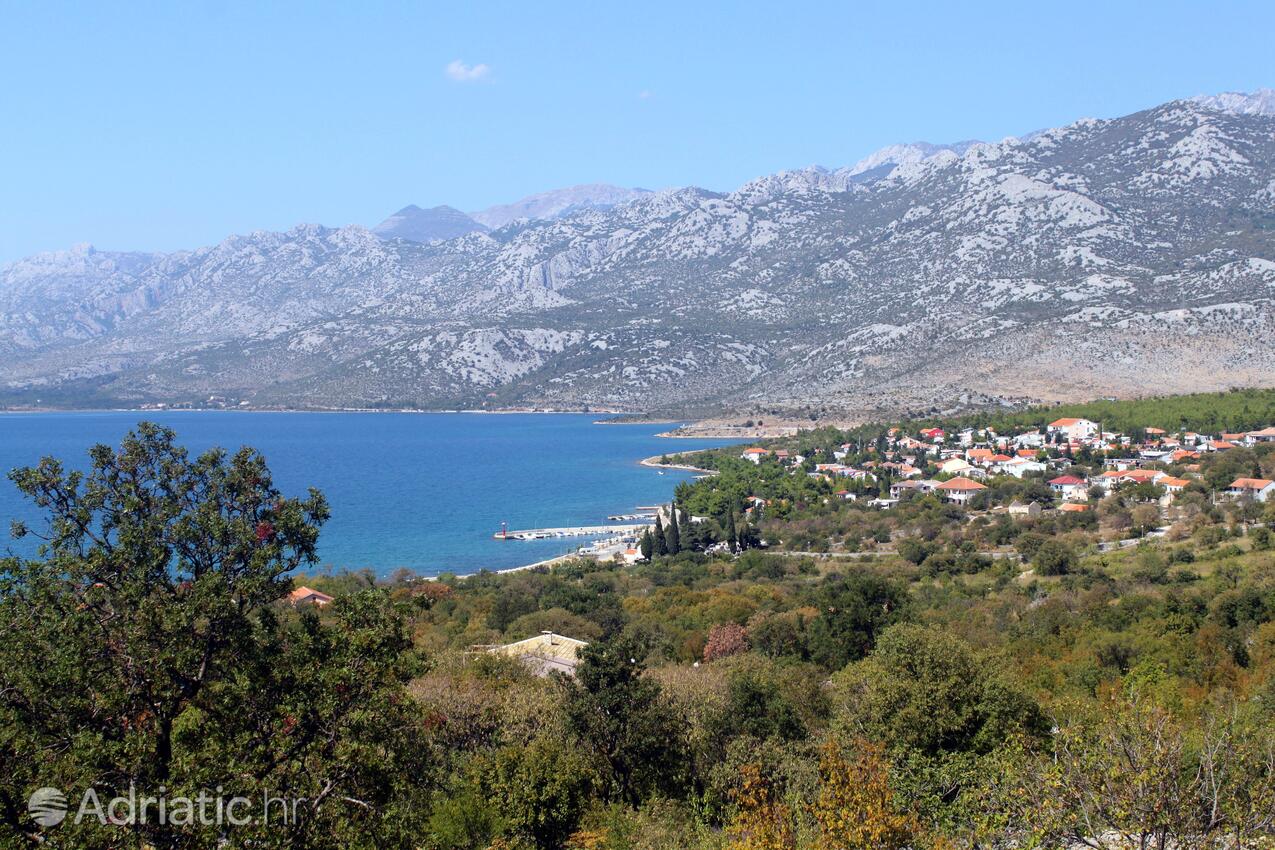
[1,0,1272,263]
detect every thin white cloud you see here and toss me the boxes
[445,60,491,83]
[638,90,653,100]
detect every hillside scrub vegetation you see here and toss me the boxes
[2,407,1274,848]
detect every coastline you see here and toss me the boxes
[446,448,724,580]
[0,407,642,416]
[638,449,718,476]
[443,552,578,581]
[2,408,733,580]
[656,423,805,439]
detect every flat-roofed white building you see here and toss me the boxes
[485,632,589,677]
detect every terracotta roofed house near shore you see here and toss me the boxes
[288,586,335,607]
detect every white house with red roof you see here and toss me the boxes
[1157,476,1191,504]
[936,477,987,505]
[1048,475,1088,500]
[1246,427,1275,444]
[1226,478,1275,502]
[1047,417,1099,440]
[1095,468,1168,491]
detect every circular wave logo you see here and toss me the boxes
[28,787,68,827]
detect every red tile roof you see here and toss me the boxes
[937,477,986,491]
[288,586,334,606]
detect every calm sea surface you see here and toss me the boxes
[0,412,739,576]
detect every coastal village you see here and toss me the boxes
[733,417,1275,516]
[448,411,1275,681]
[475,411,1275,641]
[509,414,1275,587]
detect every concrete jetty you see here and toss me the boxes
[493,522,651,541]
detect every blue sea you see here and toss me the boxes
[0,412,738,576]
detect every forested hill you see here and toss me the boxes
[906,387,1275,437]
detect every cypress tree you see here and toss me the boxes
[666,504,681,554]
[724,510,738,554]
[678,502,693,551]
[654,516,667,557]
[639,529,653,560]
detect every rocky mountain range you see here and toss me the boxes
[468,184,653,230]
[370,185,656,245]
[2,92,1274,416]
[1190,87,1275,116]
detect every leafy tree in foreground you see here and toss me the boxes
[810,740,921,850]
[560,635,686,806]
[835,624,1048,758]
[805,573,908,670]
[988,691,1275,850]
[1033,538,1077,576]
[713,669,807,743]
[833,624,1048,829]
[485,734,595,850]
[0,423,428,849]
[723,764,796,850]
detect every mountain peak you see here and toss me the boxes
[372,205,487,243]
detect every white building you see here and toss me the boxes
[936,477,987,505]
[1047,417,1099,441]
[998,458,1046,478]
[1226,478,1275,502]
